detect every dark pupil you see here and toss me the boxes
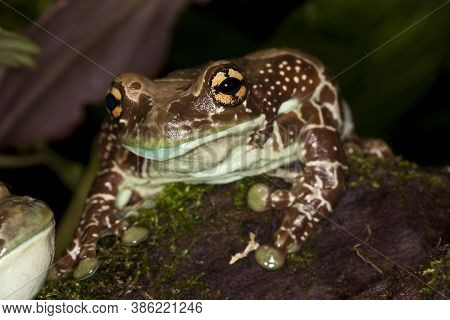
[217,77,242,95]
[105,93,119,111]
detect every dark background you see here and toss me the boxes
[0,0,449,217]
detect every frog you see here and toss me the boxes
[0,183,55,299]
[55,48,390,280]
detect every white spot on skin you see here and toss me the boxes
[293,215,305,227]
[234,114,238,120]
[268,69,273,73]
[302,74,307,80]
[279,71,285,76]
[286,66,292,71]
[276,81,281,85]
[259,70,265,74]
[296,59,301,64]
[285,77,290,82]
[245,108,252,113]
[293,76,299,83]
[301,86,306,92]
[295,66,301,72]
[266,63,272,67]
[308,79,313,84]
[104,182,112,191]
[270,85,275,90]
[282,85,287,91]
[333,146,337,151]
[264,78,269,82]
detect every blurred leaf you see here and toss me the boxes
[270,0,450,137]
[0,0,208,148]
[0,27,40,68]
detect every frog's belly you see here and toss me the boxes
[136,138,300,185]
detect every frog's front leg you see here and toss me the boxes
[54,160,149,280]
[253,106,348,270]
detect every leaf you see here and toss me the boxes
[0,27,40,68]
[0,0,208,148]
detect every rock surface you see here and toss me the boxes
[38,155,450,299]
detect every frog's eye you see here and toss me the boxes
[105,87,122,119]
[210,67,247,106]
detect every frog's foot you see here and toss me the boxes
[54,214,149,280]
[254,200,321,270]
[247,183,297,212]
[250,167,345,270]
[344,138,392,158]
[247,184,309,269]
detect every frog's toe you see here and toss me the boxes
[255,244,286,270]
[269,189,296,209]
[73,257,100,280]
[247,183,271,212]
[121,226,149,245]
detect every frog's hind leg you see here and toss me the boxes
[344,135,392,158]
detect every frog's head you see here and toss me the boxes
[105,49,303,161]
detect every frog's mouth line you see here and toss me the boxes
[123,115,266,161]
[123,98,300,161]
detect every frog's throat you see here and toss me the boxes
[123,98,300,161]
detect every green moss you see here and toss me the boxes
[37,183,218,299]
[285,249,317,271]
[230,176,260,211]
[285,231,319,272]
[37,239,152,299]
[419,246,449,298]
[347,154,383,189]
[131,183,212,245]
[347,154,445,191]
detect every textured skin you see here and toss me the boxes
[56,48,389,278]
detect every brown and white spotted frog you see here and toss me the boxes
[56,48,390,280]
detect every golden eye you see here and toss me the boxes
[210,67,247,106]
[105,87,122,119]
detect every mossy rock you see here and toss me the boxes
[37,155,450,299]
